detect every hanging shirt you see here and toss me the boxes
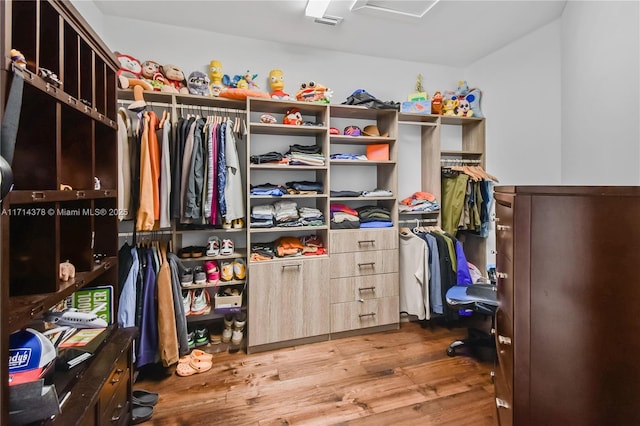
[399,230,430,320]
[159,118,172,228]
[224,119,244,221]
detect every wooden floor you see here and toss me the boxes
[135,321,497,425]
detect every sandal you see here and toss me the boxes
[204,260,220,283]
[176,359,212,376]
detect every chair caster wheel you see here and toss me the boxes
[446,347,456,357]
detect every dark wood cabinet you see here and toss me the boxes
[1,1,130,424]
[493,186,640,426]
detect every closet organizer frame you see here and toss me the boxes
[397,112,487,271]
[117,90,249,324]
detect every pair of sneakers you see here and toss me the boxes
[181,267,207,287]
[207,236,234,256]
[222,312,246,345]
[182,288,211,316]
[187,327,209,349]
[222,218,244,229]
[220,258,246,281]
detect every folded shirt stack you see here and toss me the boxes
[286,181,323,194]
[330,203,360,229]
[330,153,367,161]
[356,205,393,228]
[362,188,393,197]
[274,200,299,223]
[251,204,275,228]
[287,152,325,166]
[399,191,440,212]
[250,183,287,196]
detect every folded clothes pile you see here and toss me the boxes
[399,191,440,212]
[250,235,326,261]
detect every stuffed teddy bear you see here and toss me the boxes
[141,60,165,91]
[187,71,210,96]
[115,52,152,92]
[209,59,224,96]
[160,64,189,94]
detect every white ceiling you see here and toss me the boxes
[92,0,567,67]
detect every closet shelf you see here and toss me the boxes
[186,306,246,323]
[248,98,328,114]
[13,65,117,128]
[251,194,328,200]
[174,226,245,234]
[329,104,397,120]
[330,160,395,166]
[117,89,246,110]
[4,189,117,204]
[181,279,245,290]
[179,249,247,262]
[248,254,329,264]
[440,115,484,125]
[249,225,329,233]
[330,135,395,144]
[330,196,396,202]
[250,164,328,171]
[249,123,328,136]
[398,113,439,125]
[7,256,116,330]
[398,210,440,215]
[441,150,483,156]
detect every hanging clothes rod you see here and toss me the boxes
[398,217,438,225]
[177,104,245,114]
[118,229,174,237]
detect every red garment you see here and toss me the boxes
[401,191,436,206]
[147,112,161,220]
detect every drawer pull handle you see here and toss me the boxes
[31,191,45,200]
[358,286,376,292]
[76,190,86,199]
[496,224,511,231]
[282,264,301,270]
[496,272,508,279]
[496,398,510,409]
[30,304,44,317]
[358,240,375,245]
[111,378,120,384]
[111,415,121,422]
[357,262,375,268]
[359,312,376,318]
[498,335,512,345]
[358,298,364,303]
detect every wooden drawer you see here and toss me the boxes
[330,273,398,304]
[494,367,513,426]
[330,228,397,254]
[99,354,129,418]
[330,296,399,333]
[496,254,513,319]
[495,201,513,262]
[495,307,513,392]
[330,250,398,279]
[100,373,130,425]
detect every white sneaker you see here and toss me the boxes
[222,327,232,343]
[190,289,211,315]
[182,290,192,316]
[231,329,243,345]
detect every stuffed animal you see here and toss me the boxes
[269,69,290,100]
[115,53,152,91]
[243,70,259,89]
[59,261,76,281]
[446,80,483,117]
[141,60,165,91]
[160,64,189,94]
[295,81,332,103]
[442,98,458,116]
[208,59,224,96]
[10,49,26,69]
[456,97,474,117]
[187,71,210,96]
[431,91,443,115]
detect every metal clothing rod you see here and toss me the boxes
[398,218,438,224]
[440,158,482,165]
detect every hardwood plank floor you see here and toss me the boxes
[134,321,497,425]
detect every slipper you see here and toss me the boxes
[190,349,213,362]
[132,389,159,406]
[176,359,212,376]
[131,404,154,424]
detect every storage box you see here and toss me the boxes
[214,289,243,309]
[401,100,431,114]
[366,144,390,161]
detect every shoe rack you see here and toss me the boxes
[1,1,135,424]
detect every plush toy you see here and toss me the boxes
[187,71,210,96]
[442,98,458,116]
[141,60,165,91]
[115,53,152,91]
[10,49,26,69]
[431,91,443,115]
[283,108,303,126]
[160,64,189,94]
[208,59,224,96]
[243,70,259,89]
[269,69,290,100]
[59,261,76,282]
[222,73,243,89]
[456,97,474,117]
[446,81,483,117]
[295,81,332,103]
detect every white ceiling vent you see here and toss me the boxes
[350,0,440,21]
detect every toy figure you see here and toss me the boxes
[456,97,474,117]
[141,60,165,91]
[431,91,443,115]
[187,71,210,96]
[295,81,332,103]
[10,49,26,69]
[442,98,458,116]
[160,64,189,94]
[115,53,152,91]
[283,108,303,126]
[243,70,259,89]
[209,60,224,96]
[269,69,290,100]
[408,73,428,101]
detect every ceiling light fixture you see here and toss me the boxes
[350,0,441,19]
[305,0,331,18]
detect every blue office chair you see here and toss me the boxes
[445,283,498,359]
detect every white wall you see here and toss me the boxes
[466,20,563,186]
[561,0,640,185]
[70,0,105,39]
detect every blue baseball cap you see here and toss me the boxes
[9,329,57,386]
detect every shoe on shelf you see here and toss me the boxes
[187,331,196,350]
[220,260,234,281]
[193,266,207,285]
[222,219,232,230]
[232,218,244,229]
[220,239,234,256]
[232,312,246,346]
[204,260,220,283]
[206,236,220,257]
[233,258,246,280]
[190,246,206,258]
[182,290,193,316]
[181,268,194,287]
[222,314,234,343]
[178,246,193,259]
[190,288,211,315]
[195,327,209,347]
